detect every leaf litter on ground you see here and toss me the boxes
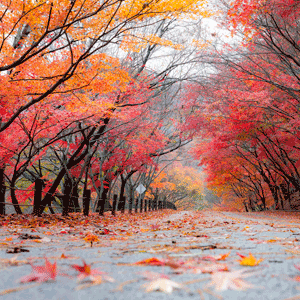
[0,210,297,297]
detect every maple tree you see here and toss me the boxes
[0,0,210,131]
[181,0,300,211]
[3,73,198,214]
[0,0,212,214]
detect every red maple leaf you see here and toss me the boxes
[71,260,104,281]
[19,258,58,283]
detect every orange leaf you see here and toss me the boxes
[135,257,165,266]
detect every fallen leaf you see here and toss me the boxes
[238,253,263,266]
[192,263,229,274]
[143,278,183,294]
[202,252,231,261]
[76,275,103,290]
[71,260,113,282]
[83,233,99,247]
[150,224,160,230]
[134,257,181,269]
[0,255,28,266]
[19,258,57,283]
[207,269,256,291]
[135,257,165,266]
[40,237,51,243]
[138,271,170,280]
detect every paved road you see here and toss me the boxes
[0,210,300,300]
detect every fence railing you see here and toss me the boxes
[0,182,176,216]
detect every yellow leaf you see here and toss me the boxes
[238,253,263,266]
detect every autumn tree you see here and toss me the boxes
[0,0,214,214]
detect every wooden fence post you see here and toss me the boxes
[135,197,139,213]
[140,198,143,213]
[83,189,91,216]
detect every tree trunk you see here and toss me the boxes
[128,192,133,214]
[62,176,72,216]
[269,185,280,210]
[97,187,108,216]
[280,183,292,209]
[112,194,118,216]
[33,178,43,216]
[40,120,110,213]
[83,189,91,216]
[118,175,126,213]
[10,180,22,214]
[163,196,167,209]
[0,167,5,215]
[69,179,81,213]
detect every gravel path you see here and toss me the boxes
[0,210,300,300]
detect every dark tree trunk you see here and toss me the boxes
[97,187,109,216]
[48,200,55,214]
[69,179,81,213]
[33,178,44,216]
[128,193,133,214]
[118,175,127,213]
[83,189,91,216]
[153,195,157,210]
[112,194,118,216]
[121,196,126,213]
[280,183,292,209]
[10,179,22,214]
[62,176,72,216]
[0,167,5,215]
[40,119,111,213]
[269,185,280,210]
[163,197,166,209]
[279,190,285,210]
[249,197,255,211]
